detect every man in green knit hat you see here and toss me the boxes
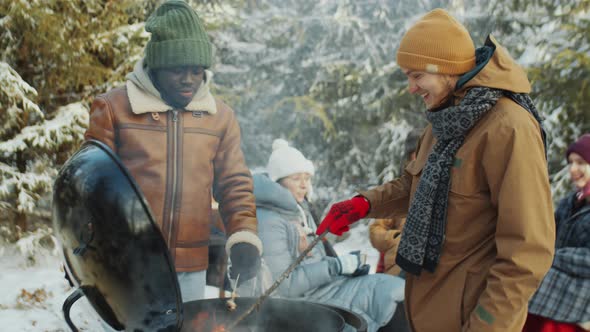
[85,0,262,305]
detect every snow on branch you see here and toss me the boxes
[0,102,88,216]
[0,161,54,214]
[15,227,59,259]
[0,102,88,155]
[0,62,43,137]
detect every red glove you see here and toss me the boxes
[316,196,370,236]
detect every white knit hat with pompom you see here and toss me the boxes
[267,139,315,182]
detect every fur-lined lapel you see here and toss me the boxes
[125,58,218,115]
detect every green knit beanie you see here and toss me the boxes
[144,0,212,69]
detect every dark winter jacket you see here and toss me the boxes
[528,193,590,324]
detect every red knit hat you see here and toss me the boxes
[566,134,590,163]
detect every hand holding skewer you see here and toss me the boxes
[225,274,239,312]
[225,229,330,331]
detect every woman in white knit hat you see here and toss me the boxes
[250,139,405,332]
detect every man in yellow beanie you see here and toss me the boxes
[85,0,262,305]
[317,8,555,332]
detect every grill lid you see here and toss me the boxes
[53,139,182,331]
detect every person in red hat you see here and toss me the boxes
[523,134,590,332]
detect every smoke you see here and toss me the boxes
[182,298,349,332]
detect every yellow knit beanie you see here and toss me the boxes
[396,9,476,75]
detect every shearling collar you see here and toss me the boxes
[125,58,217,115]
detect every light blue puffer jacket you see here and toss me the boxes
[252,173,405,332]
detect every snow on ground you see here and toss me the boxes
[0,245,96,332]
[0,221,378,331]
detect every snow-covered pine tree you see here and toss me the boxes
[499,0,590,200]
[213,0,447,196]
[1,0,583,236]
[0,0,245,239]
[211,0,550,211]
[0,0,153,238]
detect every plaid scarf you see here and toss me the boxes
[396,87,544,275]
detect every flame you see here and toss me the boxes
[190,311,210,331]
[187,310,230,332]
[211,324,227,332]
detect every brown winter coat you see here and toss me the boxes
[360,36,555,332]
[85,68,257,272]
[369,218,405,276]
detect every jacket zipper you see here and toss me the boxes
[168,110,179,247]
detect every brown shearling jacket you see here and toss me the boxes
[85,69,258,272]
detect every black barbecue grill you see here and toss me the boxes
[53,140,368,332]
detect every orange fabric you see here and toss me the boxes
[396,9,475,75]
[462,35,531,94]
[369,218,405,276]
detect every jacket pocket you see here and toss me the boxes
[450,158,484,196]
[461,269,487,326]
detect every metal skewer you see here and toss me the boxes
[225,229,330,331]
[225,274,239,311]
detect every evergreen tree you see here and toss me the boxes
[1,0,585,237]
[213,0,447,194]
[0,0,243,238]
[212,0,585,209]
[0,0,153,236]
[502,0,590,199]
[212,0,538,210]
